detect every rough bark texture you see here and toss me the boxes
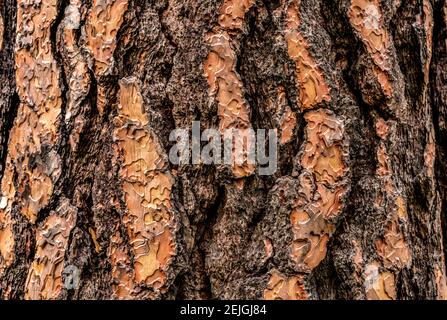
[0,0,446,300]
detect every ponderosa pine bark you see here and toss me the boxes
[0,0,446,300]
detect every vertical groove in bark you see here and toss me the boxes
[432,0,447,299]
[0,0,17,183]
[0,0,17,294]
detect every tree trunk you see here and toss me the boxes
[0,0,446,300]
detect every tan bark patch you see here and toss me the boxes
[266,86,297,145]
[375,117,389,139]
[218,0,255,30]
[375,218,411,269]
[349,0,392,97]
[424,131,436,177]
[282,1,345,276]
[290,211,332,271]
[375,117,393,179]
[422,0,434,83]
[0,223,13,273]
[0,0,62,230]
[376,143,391,176]
[301,110,346,185]
[395,196,408,221]
[89,227,101,253]
[435,264,447,300]
[203,32,243,119]
[84,0,128,115]
[373,117,411,276]
[279,105,297,145]
[25,201,77,300]
[263,238,274,263]
[204,0,256,177]
[374,117,400,197]
[264,271,308,300]
[365,261,396,300]
[61,0,90,150]
[0,166,14,273]
[290,110,347,271]
[85,0,128,76]
[109,229,135,299]
[113,77,176,290]
[285,1,331,110]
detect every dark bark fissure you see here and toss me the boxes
[176,183,225,300]
[0,0,18,180]
[0,93,18,180]
[432,0,447,281]
[390,0,424,111]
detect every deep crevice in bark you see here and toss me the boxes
[431,0,447,281]
[0,0,17,180]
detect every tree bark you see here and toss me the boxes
[0,0,446,300]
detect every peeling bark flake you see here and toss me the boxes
[421,0,433,85]
[348,0,393,97]
[291,110,347,272]
[85,0,128,115]
[203,0,256,178]
[61,0,90,149]
[364,261,396,300]
[375,218,411,269]
[109,229,135,299]
[25,201,77,300]
[435,264,447,300]
[279,106,296,145]
[285,0,331,110]
[0,0,63,268]
[85,0,128,77]
[264,270,308,300]
[113,77,176,293]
